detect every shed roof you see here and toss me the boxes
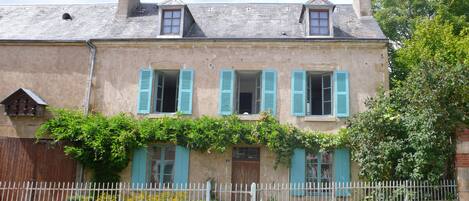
[1,88,48,106]
[0,3,386,40]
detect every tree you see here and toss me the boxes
[347,17,468,182]
[372,0,468,85]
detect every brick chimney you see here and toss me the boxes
[353,0,372,17]
[116,0,140,17]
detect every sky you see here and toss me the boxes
[0,0,352,5]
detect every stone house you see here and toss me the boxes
[0,0,388,189]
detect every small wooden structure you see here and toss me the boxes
[0,88,48,116]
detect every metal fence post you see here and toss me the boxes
[250,183,257,201]
[206,181,211,201]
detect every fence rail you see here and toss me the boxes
[0,180,458,201]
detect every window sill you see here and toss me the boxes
[304,116,338,122]
[146,113,177,119]
[237,114,261,121]
[157,35,182,39]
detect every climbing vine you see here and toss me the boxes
[36,108,348,182]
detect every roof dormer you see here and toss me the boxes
[301,0,335,38]
[157,0,194,38]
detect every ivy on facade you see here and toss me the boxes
[36,108,348,182]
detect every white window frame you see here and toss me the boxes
[235,71,262,115]
[305,7,334,38]
[305,151,334,195]
[152,70,180,114]
[148,144,176,185]
[157,6,185,38]
[306,72,334,117]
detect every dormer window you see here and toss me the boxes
[309,10,330,36]
[302,0,335,37]
[161,9,181,35]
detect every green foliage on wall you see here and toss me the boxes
[37,110,348,182]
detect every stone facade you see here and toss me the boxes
[0,39,388,183]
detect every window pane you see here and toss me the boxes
[319,12,328,19]
[163,26,171,34]
[163,175,173,183]
[172,10,181,18]
[323,88,331,101]
[172,19,180,26]
[310,11,319,18]
[150,160,161,183]
[164,11,172,18]
[310,28,320,35]
[311,19,319,26]
[320,27,329,35]
[171,26,179,33]
[320,19,328,26]
[165,146,175,160]
[323,75,331,88]
[163,19,172,26]
[324,102,331,115]
[163,162,174,174]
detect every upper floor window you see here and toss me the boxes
[235,71,262,115]
[309,10,330,36]
[154,70,180,113]
[306,72,332,116]
[161,9,181,35]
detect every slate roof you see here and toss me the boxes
[0,3,386,40]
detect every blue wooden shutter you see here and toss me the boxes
[131,147,148,184]
[177,69,194,114]
[334,71,349,117]
[334,148,351,196]
[174,146,190,185]
[261,69,277,115]
[291,70,306,116]
[137,68,154,114]
[290,148,306,196]
[218,69,235,115]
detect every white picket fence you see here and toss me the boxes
[0,180,458,201]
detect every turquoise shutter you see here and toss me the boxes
[131,147,148,184]
[261,69,277,115]
[137,68,154,114]
[291,70,306,116]
[174,146,190,185]
[334,71,349,117]
[334,148,351,196]
[177,69,194,114]
[290,148,306,196]
[218,69,235,115]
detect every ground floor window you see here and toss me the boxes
[149,145,176,184]
[306,152,333,193]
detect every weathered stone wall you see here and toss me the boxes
[0,40,388,183]
[0,43,89,138]
[91,40,388,133]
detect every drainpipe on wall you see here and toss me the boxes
[76,40,97,182]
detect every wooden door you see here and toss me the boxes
[231,147,260,201]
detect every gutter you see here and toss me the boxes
[76,40,96,183]
[83,40,96,116]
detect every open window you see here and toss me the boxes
[235,71,261,115]
[306,72,333,116]
[153,70,179,113]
